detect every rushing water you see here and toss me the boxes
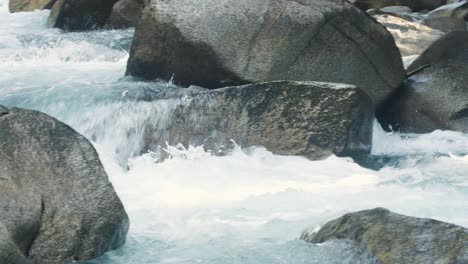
[1,2,467,263]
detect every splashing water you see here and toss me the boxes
[0,1,467,263]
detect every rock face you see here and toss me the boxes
[9,0,56,12]
[48,0,119,31]
[126,0,405,105]
[378,31,468,133]
[302,208,468,264]
[146,81,374,160]
[105,0,146,29]
[374,15,445,57]
[422,1,468,33]
[352,0,447,11]
[0,107,129,263]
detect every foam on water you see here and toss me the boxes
[0,1,467,263]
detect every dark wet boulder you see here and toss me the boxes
[145,81,374,160]
[126,0,405,105]
[302,208,468,264]
[104,0,146,29]
[48,0,119,31]
[8,0,56,12]
[352,0,447,11]
[378,31,468,133]
[0,106,129,263]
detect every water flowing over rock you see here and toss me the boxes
[351,0,447,11]
[301,208,468,264]
[145,81,374,160]
[0,107,129,263]
[126,0,405,105]
[378,31,468,133]
[422,1,468,33]
[105,0,146,29]
[9,0,56,12]
[48,0,119,31]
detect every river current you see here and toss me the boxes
[0,2,467,263]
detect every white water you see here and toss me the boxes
[0,2,467,263]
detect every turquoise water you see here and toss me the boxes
[0,2,467,263]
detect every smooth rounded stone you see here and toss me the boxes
[9,0,56,12]
[380,5,413,13]
[104,0,146,29]
[352,0,447,11]
[378,31,468,133]
[373,15,445,57]
[422,1,468,32]
[126,0,405,105]
[48,0,119,31]
[0,108,129,263]
[301,208,468,264]
[145,81,374,160]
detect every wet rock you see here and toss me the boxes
[9,0,56,12]
[378,31,468,133]
[374,15,445,57]
[0,108,129,263]
[0,105,8,116]
[301,208,468,264]
[380,5,413,14]
[104,0,146,29]
[422,1,468,32]
[126,0,405,105]
[145,81,374,160]
[48,0,119,31]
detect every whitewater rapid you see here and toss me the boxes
[0,2,467,263]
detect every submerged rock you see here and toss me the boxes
[0,108,129,263]
[374,15,445,57]
[127,0,405,105]
[48,0,119,31]
[105,0,146,29]
[9,0,56,12]
[378,31,468,133]
[145,81,374,160]
[302,208,468,264]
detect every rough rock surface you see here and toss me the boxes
[9,0,56,12]
[48,0,119,31]
[378,31,468,133]
[105,0,146,29]
[145,81,374,160]
[374,14,445,57]
[0,106,129,263]
[127,0,405,105]
[302,208,468,264]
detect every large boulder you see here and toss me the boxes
[48,0,119,31]
[374,14,445,58]
[302,208,468,264]
[422,1,468,33]
[378,31,468,133]
[104,0,146,29]
[351,0,447,11]
[9,0,57,12]
[145,81,374,160]
[0,106,129,263]
[126,0,405,105]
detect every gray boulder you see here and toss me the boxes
[126,0,405,105]
[302,208,468,264]
[9,0,56,12]
[104,0,146,29]
[378,31,468,133]
[145,81,374,160]
[422,1,468,33]
[48,0,119,31]
[0,106,129,263]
